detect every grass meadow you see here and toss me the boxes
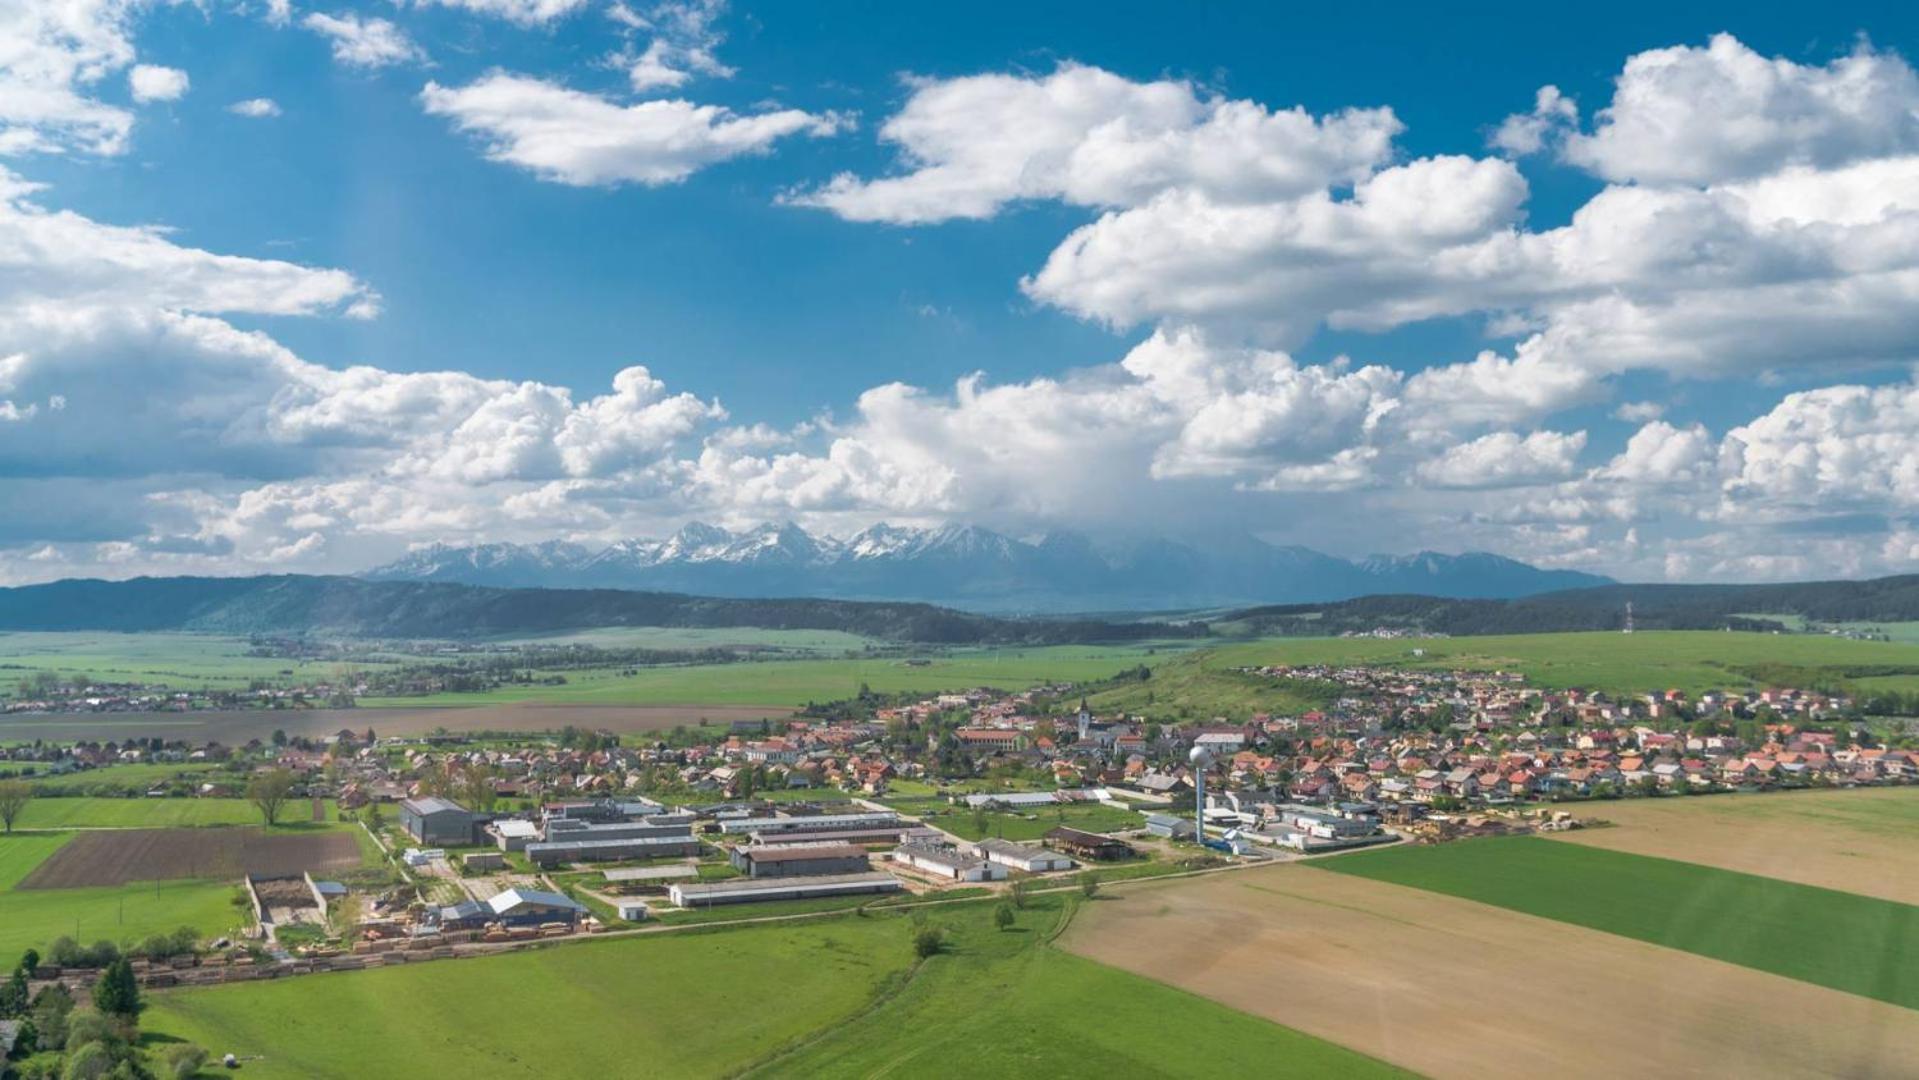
[1201,630,1919,696]
[1326,836,1919,1009]
[14,797,333,830]
[745,895,1412,1078]
[358,643,1193,709]
[143,894,1405,1079]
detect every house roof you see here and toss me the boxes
[401,796,469,816]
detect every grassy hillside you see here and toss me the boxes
[1326,836,1919,1009]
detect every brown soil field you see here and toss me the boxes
[1551,788,1919,906]
[18,828,361,889]
[0,703,781,744]
[1063,864,1919,1079]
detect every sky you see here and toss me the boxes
[3,0,1919,585]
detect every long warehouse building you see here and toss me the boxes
[718,811,902,836]
[668,872,903,908]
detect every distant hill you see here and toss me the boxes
[0,575,1201,645]
[1224,575,1919,636]
[364,522,1613,612]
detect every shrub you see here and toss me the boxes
[993,902,1015,931]
[912,925,945,959]
[161,1044,209,1080]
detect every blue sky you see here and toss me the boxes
[3,0,1919,583]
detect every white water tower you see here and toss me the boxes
[1189,745,1214,843]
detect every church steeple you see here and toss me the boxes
[1077,697,1091,741]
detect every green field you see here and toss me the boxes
[0,631,397,693]
[144,896,1403,1079]
[358,643,1196,708]
[0,832,245,957]
[744,896,1409,1077]
[1326,836,1919,1009]
[489,626,884,651]
[15,797,331,830]
[1191,629,1919,700]
[881,797,1145,842]
[11,761,236,793]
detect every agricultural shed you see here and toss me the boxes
[749,825,934,847]
[731,843,870,879]
[602,864,698,883]
[525,833,702,868]
[972,838,1074,873]
[893,842,1006,882]
[719,811,901,836]
[667,872,902,908]
[1044,828,1135,861]
[1146,814,1197,840]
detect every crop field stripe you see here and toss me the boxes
[1324,836,1919,1010]
[0,832,73,890]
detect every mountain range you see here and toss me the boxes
[363,522,1613,612]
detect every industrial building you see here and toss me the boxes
[435,888,587,929]
[489,819,540,852]
[668,872,903,908]
[972,838,1074,873]
[892,841,1006,882]
[399,796,476,845]
[1145,813,1198,840]
[731,843,870,879]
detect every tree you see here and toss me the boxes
[912,925,945,959]
[1007,878,1029,910]
[0,965,26,1017]
[364,802,386,831]
[90,956,141,1019]
[460,764,500,813]
[247,768,297,827]
[0,778,31,834]
[994,902,1016,931]
[1078,870,1101,899]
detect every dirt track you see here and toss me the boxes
[0,703,783,744]
[1549,789,1919,906]
[1062,863,1919,1079]
[19,828,361,888]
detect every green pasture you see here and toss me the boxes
[747,896,1411,1078]
[1325,836,1919,1009]
[146,914,914,1078]
[1199,629,1919,698]
[0,631,397,694]
[488,626,884,651]
[14,797,333,830]
[883,797,1145,842]
[145,893,1403,1079]
[6,761,237,794]
[358,643,1190,709]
